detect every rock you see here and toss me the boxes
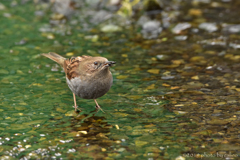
[90,10,112,24]
[172,22,191,34]
[175,35,187,41]
[222,24,240,33]
[198,22,218,32]
[52,0,75,18]
[141,21,162,39]
[100,24,122,32]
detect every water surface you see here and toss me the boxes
[1,0,240,160]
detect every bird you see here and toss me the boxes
[42,52,115,112]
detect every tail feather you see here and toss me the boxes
[42,52,66,67]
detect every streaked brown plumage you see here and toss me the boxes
[42,52,115,112]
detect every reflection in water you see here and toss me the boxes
[67,111,115,159]
[3,110,122,159]
[66,111,110,159]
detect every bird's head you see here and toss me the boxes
[82,57,116,75]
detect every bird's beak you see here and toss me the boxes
[105,61,116,67]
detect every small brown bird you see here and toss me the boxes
[42,52,115,112]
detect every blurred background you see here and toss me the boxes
[1,0,240,159]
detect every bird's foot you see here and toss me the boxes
[72,105,81,112]
[95,105,105,113]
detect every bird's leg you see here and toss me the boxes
[73,93,80,111]
[94,99,105,113]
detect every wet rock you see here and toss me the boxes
[200,88,211,92]
[106,0,121,11]
[147,69,160,74]
[161,11,172,28]
[90,10,112,24]
[191,28,199,33]
[100,24,122,32]
[156,55,170,60]
[11,1,18,7]
[188,8,202,16]
[109,0,121,5]
[222,24,240,33]
[193,0,211,4]
[34,0,51,3]
[141,21,162,39]
[207,119,229,125]
[0,3,6,10]
[85,0,101,8]
[35,10,45,17]
[137,15,150,26]
[229,43,240,49]
[175,36,187,41]
[161,76,175,80]
[15,39,27,45]
[86,0,119,11]
[3,13,11,18]
[84,35,99,42]
[198,22,218,32]
[176,156,185,160]
[52,0,75,18]
[216,64,232,73]
[198,37,226,46]
[39,24,52,32]
[218,51,226,56]
[172,22,191,34]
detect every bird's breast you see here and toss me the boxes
[66,74,113,99]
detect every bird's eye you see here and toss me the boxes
[94,62,98,65]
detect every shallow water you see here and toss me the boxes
[1,0,240,160]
